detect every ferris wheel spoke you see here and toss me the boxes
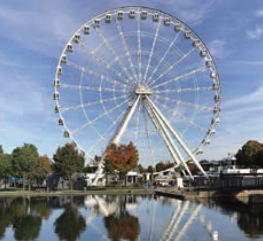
[151,66,208,90]
[76,41,132,86]
[88,108,127,154]
[60,93,130,113]
[115,15,138,81]
[66,61,128,88]
[154,86,213,94]
[137,13,142,83]
[142,104,156,168]
[143,16,162,84]
[152,98,207,132]
[146,31,181,85]
[135,100,141,141]
[60,83,128,93]
[150,47,197,86]
[95,28,135,83]
[154,95,213,112]
[71,98,131,135]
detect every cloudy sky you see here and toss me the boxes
[0,0,263,162]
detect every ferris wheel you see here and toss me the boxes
[53,6,221,183]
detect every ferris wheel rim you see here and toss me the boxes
[54,6,221,171]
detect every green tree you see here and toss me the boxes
[156,162,166,172]
[0,153,12,189]
[53,143,85,190]
[137,164,145,174]
[11,143,40,190]
[235,140,263,167]
[103,157,115,186]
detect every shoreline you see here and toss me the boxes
[0,188,154,197]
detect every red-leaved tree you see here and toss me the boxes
[105,142,139,180]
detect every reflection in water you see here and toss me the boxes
[54,203,86,241]
[0,195,262,241]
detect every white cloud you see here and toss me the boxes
[255,9,263,17]
[247,25,263,39]
[208,39,227,59]
[223,84,263,108]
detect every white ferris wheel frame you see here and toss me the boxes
[53,6,221,185]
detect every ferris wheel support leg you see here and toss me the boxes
[143,101,182,169]
[146,96,208,178]
[112,95,141,144]
[146,100,194,180]
[92,95,141,186]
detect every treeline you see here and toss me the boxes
[0,143,84,190]
[0,141,139,189]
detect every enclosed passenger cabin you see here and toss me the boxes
[117,11,124,20]
[54,106,60,113]
[66,43,73,53]
[213,106,220,114]
[57,66,62,75]
[141,11,148,19]
[83,26,90,35]
[61,54,67,64]
[58,118,64,126]
[193,39,201,47]
[63,131,70,138]
[210,71,217,78]
[208,129,216,135]
[153,13,159,22]
[174,22,182,31]
[129,10,135,19]
[206,60,213,67]
[213,83,220,90]
[200,49,207,57]
[164,18,171,26]
[94,19,100,28]
[54,79,60,87]
[73,34,81,43]
[105,14,111,23]
[203,139,211,146]
[214,93,220,102]
[185,30,191,39]
[53,92,60,100]
[196,150,204,155]
[212,117,220,125]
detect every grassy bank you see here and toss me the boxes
[0,187,154,196]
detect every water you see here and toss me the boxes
[0,195,262,241]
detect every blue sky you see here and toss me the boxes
[0,0,263,163]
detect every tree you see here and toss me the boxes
[105,142,139,182]
[235,140,263,167]
[156,162,166,172]
[103,157,115,186]
[53,143,85,190]
[137,164,145,174]
[39,155,52,173]
[0,153,12,189]
[11,143,40,190]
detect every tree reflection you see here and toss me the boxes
[104,196,140,241]
[237,205,263,239]
[54,202,86,241]
[13,215,42,240]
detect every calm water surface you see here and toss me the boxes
[0,195,262,241]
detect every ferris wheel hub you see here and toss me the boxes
[134,84,152,95]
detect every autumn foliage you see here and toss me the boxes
[105,142,139,178]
